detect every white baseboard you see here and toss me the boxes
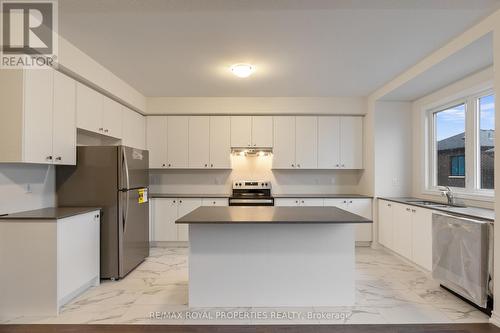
[490,311,500,327]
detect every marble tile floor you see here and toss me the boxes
[0,247,490,325]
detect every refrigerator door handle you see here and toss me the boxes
[122,147,130,190]
[122,190,130,233]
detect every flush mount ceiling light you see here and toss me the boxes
[230,63,254,78]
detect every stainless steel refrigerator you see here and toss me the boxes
[56,146,149,280]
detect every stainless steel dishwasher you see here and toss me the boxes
[432,212,493,311]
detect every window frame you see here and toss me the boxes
[425,88,495,200]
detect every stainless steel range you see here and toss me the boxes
[229,181,274,206]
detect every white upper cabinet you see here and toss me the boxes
[76,83,102,134]
[251,116,273,147]
[209,116,231,169]
[167,116,189,168]
[122,108,146,149]
[102,97,123,139]
[273,116,296,169]
[340,116,363,169]
[0,69,77,165]
[146,116,167,168]
[231,116,273,148]
[230,116,252,147]
[52,71,76,165]
[23,69,54,164]
[189,116,210,168]
[295,116,318,169]
[318,117,341,169]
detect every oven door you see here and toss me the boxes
[229,198,274,206]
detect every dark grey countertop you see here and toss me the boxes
[176,206,372,224]
[0,207,102,221]
[379,197,494,222]
[149,193,230,198]
[273,194,372,198]
[150,193,372,199]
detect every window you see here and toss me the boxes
[479,94,495,189]
[450,155,465,177]
[434,103,466,188]
[428,90,495,196]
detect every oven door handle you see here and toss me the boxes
[229,199,274,204]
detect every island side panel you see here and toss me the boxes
[189,223,355,307]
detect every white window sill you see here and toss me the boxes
[422,189,494,203]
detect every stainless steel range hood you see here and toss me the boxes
[231,147,273,157]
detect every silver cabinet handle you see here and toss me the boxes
[301,200,305,203]
[349,200,353,204]
[162,163,166,167]
[173,200,176,203]
[341,164,345,167]
[406,208,411,212]
[211,164,214,167]
[388,204,391,207]
[204,164,208,167]
[46,155,53,160]
[336,164,339,167]
[55,156,62,161]
[411,209,416,213]
[291,164,295,167]
[99,127,104,131]
[295,200,299,203]
[179,200,183,203]
[168,163,171,167]
[297,164,301,168]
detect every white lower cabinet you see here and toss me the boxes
[152,198,202,242]
[378,200,433,271]
[324,199,372,242]
[274,197,373,243]
[411,207,433,271]
[378,200,394,250]
[274,198,324,207]
[392,203,413,260]
[202,198,229,206]
[0,210,100,316]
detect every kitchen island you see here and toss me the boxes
[176,206,372,307]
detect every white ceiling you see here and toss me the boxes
[58,0,500,97]
[381,33,493,101]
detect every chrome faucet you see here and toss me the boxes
[439,186,455,206]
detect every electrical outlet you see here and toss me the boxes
[392,177,399,186]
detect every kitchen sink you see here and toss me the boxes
[405,200,464,209]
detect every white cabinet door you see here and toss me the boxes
[177,198,202,241]
[318,117,341,169]
[274,198,300,206]
[202,198,228,206]
[167,116,189,168]
[122,108,145,149]
[209,116,231,169]
[76,83,102,133]
[273,116,295,169]
[340,117,363,169]
[23,69,53,163]
[299,198,324,206]
[392,203,413,260]
[189,116,210,168]
[146,116,167,168]
[52,71,76,165]
[252,116,273,147]
[152,199,178,242]
[378,200,394,249]
[295,116,317,169]
[230,116,252,147]
[347,199,373,242]
[102,97,123,139]
[411,207,433,271]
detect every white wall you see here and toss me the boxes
[374,101,413,197]
[58,36,146,113]
[411,67,494,209]
[147,97,365,115]
[149,155,364,195]
[0,164,55,215]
